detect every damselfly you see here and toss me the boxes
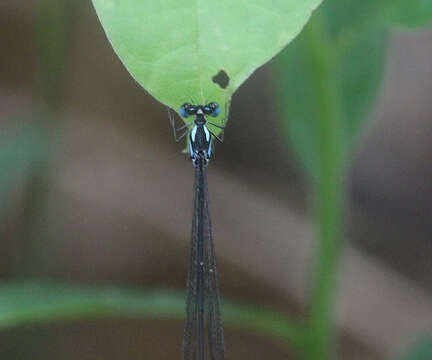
[169,102,226,360]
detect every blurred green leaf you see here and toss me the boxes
[0,123,49,212]
[0,282,302,346]
[396,339,432,360]
[385,0,432,28]
[273,2,387,176]
[272,2,388,358]
[0,127,47,178]
[91,0,322,126]
[322,0,432,29]
[35,0,71,107]
[271,1,428,359]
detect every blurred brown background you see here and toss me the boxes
[1,1,432,359]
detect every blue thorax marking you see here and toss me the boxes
[189,114,212,164]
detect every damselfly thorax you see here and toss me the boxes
[169,102,226,167]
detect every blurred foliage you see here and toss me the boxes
[274,1,388,176]
[35,0,71,108]
[0,282,301,346]
[0,122,49,215]
[272,2,387,356]
[396,339,432,360]
[272,1,432,359]
[275,0,432,178]
[386,0,432,27]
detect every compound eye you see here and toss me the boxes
[180,103,195,118]
[207,102,220,117]
[203,105,213,115]
[180,103,189,118]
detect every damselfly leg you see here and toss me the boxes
[168,107,191,142]
[206,101,230,143]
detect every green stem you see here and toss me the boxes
[301,14,345,360]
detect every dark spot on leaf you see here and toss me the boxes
[212,70,230,89]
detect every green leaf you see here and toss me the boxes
[0,282,302,346]
[385,0,432,28]
[273,2,387,176]
[396,339,432,360]
[91,0,323,126]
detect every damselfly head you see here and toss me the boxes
[180,102,220,118]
